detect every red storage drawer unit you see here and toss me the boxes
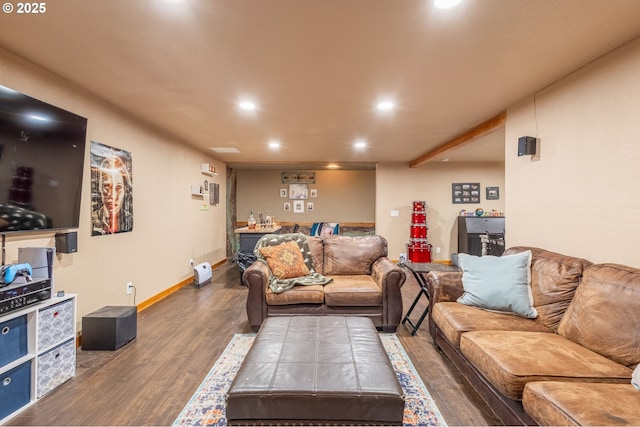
[0,360,32,420]
[37,299,74,351]
[0,314,28,366]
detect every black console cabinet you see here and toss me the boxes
[457,216,505,256]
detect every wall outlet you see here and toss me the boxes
[436,246,441,254]
[126,282,133,295]
[189,258,194,267]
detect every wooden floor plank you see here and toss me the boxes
[6,263,501,426]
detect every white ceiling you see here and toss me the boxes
[1,0,639,169]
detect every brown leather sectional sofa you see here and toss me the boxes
[243,234,406,332]
[426,246,640,426]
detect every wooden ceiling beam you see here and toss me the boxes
[409,111,507,168]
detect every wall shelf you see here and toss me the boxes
[191,184,205,196]
[201,163,217,176]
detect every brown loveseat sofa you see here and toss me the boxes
[426,246,640,426]
[243,233,406,332]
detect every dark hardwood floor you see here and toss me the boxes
[6,262,501,426]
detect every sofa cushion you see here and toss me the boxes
[324,276,381,307]
[306,236,324,274]
[457,251,537,318]
[323,235,387,275]
[505,247,593,332]
[266,285,325,305]
[558,263,640,367]
[432,302,552,346]
[259,240,310,279]
[460,330,632,400]
[523,382,640,426]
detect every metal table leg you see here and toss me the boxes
[401,265,431,336]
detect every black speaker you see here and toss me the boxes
[518,136,537,156]
[82,306,137,351]
[55,232,77,253]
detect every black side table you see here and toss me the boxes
[401,261,460,336]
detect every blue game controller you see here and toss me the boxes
[0,263,33,286]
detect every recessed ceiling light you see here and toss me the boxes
[327,164,340,169]
[376,101,395,112]
[354,140,367,149]
[268,140,281,149]
[238,100,257,112]
[434,0,462,9]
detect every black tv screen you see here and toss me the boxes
[0,85,87,234]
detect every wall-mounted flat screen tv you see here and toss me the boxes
[0,85,87,234]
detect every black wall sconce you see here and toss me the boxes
[518,136,537,156]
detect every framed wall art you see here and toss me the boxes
[452,182,480,204]
[486,186,500,200]
[90,141,134,236]
[281,171,316,184]
[293,200,304,213]
[289,183,309,200]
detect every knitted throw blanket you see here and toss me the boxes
[269,271,333,294]
[253,232,333,294]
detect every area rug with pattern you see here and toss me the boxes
[172,333,447,426]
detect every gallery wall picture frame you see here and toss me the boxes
[281,171,316,184]
[452,182,481,204]
[307,202,314,211]
[486,186,500,200]
[310,188,318,198]
[289,183,309,200]
[280,188,287,197]
[293,200,304,213]
[283,202,291,212]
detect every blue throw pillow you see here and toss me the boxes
[457,251,537,318]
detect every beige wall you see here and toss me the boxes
[505,37,640,266]
[376,162,505,262]
[1,48,227,327]
[237,169,375,224]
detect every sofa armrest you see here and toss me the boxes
[426,270,464,339]
[372,257,407,331]
[242,259,271,331]
[426,271,465,303]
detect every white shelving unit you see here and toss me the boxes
[0,293,77,424]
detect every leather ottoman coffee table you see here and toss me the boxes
[226,316,405,425]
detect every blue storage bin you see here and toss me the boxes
[0,315,28,366]
[0,360,32,420]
